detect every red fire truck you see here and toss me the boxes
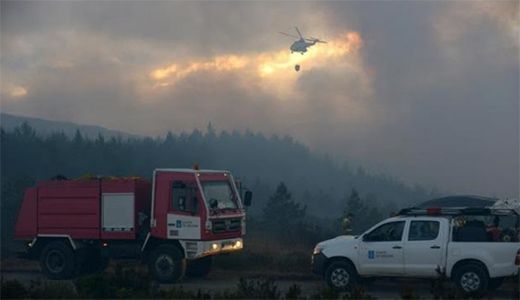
[13,168,252,282]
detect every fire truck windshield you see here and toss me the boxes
[201,181,238,210]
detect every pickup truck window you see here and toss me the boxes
[408,221,439,241]
[365,221,405,242]
[452,215,519,242]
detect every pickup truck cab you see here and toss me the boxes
[312,207,520,296]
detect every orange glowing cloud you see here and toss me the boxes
[149,31,364,89]
[4,84,28,99]
[150,55,248,82]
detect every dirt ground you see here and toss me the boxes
[1,259,518,299]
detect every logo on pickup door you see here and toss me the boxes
[368,250,393,259]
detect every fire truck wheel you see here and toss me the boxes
[40,241,76,280]
[149,245,186,283]
[186,256,212,277]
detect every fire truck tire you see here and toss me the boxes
[186,256,212,277]
[40,241,76,280]
[149,245,186,283]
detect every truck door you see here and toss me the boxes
[166,179,203,240]
[358,220,406,275]
[403,218,445,277]
[404,219,447,277]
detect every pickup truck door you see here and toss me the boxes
[403,218,447,277]
[358,220,406,275]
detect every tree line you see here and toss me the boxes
[1,123,436,255]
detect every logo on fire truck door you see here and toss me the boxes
[167,214,201,239]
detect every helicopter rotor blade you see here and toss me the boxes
[295,27,304,39]
[306,37,328,44]
[279,31,299,39]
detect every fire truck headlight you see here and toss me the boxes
[211,243,220,251]
[234,240,243,249]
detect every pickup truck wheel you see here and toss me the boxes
[40,241,76,280]
[325,261,358,291]
[453,263,489,297]
[149,245,186,283]
[186,256,212,277]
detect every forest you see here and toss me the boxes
[1,122,437,258]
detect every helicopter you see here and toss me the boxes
[279,27,327,55]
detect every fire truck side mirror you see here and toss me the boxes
[244,191,253,207]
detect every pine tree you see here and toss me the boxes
[345,189,364,217]
[206,122,216,140]
[341,189,384,234]
[164,131,175,145]
[263,182,306,233]
[73,129,84,145]
[341,189,365,234]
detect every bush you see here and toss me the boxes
[400,287,422,300]
[344,285,376,300]
[429,274,466,299]
[1,278,28,299]
[284,284,302,299]
[1,278,77,299]
[310,284,376,300]
[74,263,152,298]
[26,280,77,299]
[310,287,340,299]
[74,274,116,298]
[235,277,280,299]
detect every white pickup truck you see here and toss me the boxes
[312,207,520,296]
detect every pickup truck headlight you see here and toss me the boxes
[313,245,323,255]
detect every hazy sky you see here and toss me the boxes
[1,1,518,198]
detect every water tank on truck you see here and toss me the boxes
[13,168,252,282]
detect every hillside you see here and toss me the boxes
[0,117,435,216]
[0,113,139,139]
[1,117,437,258]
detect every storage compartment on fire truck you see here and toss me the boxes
[100,179,151,240]
[14,178,151,241]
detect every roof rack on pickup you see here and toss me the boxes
[398,207,518,217]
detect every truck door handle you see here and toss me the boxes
[430,245,440,249]
[392,245,402,249]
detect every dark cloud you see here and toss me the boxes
[1,1,518,197]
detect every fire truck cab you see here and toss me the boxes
[14,168,252,282]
